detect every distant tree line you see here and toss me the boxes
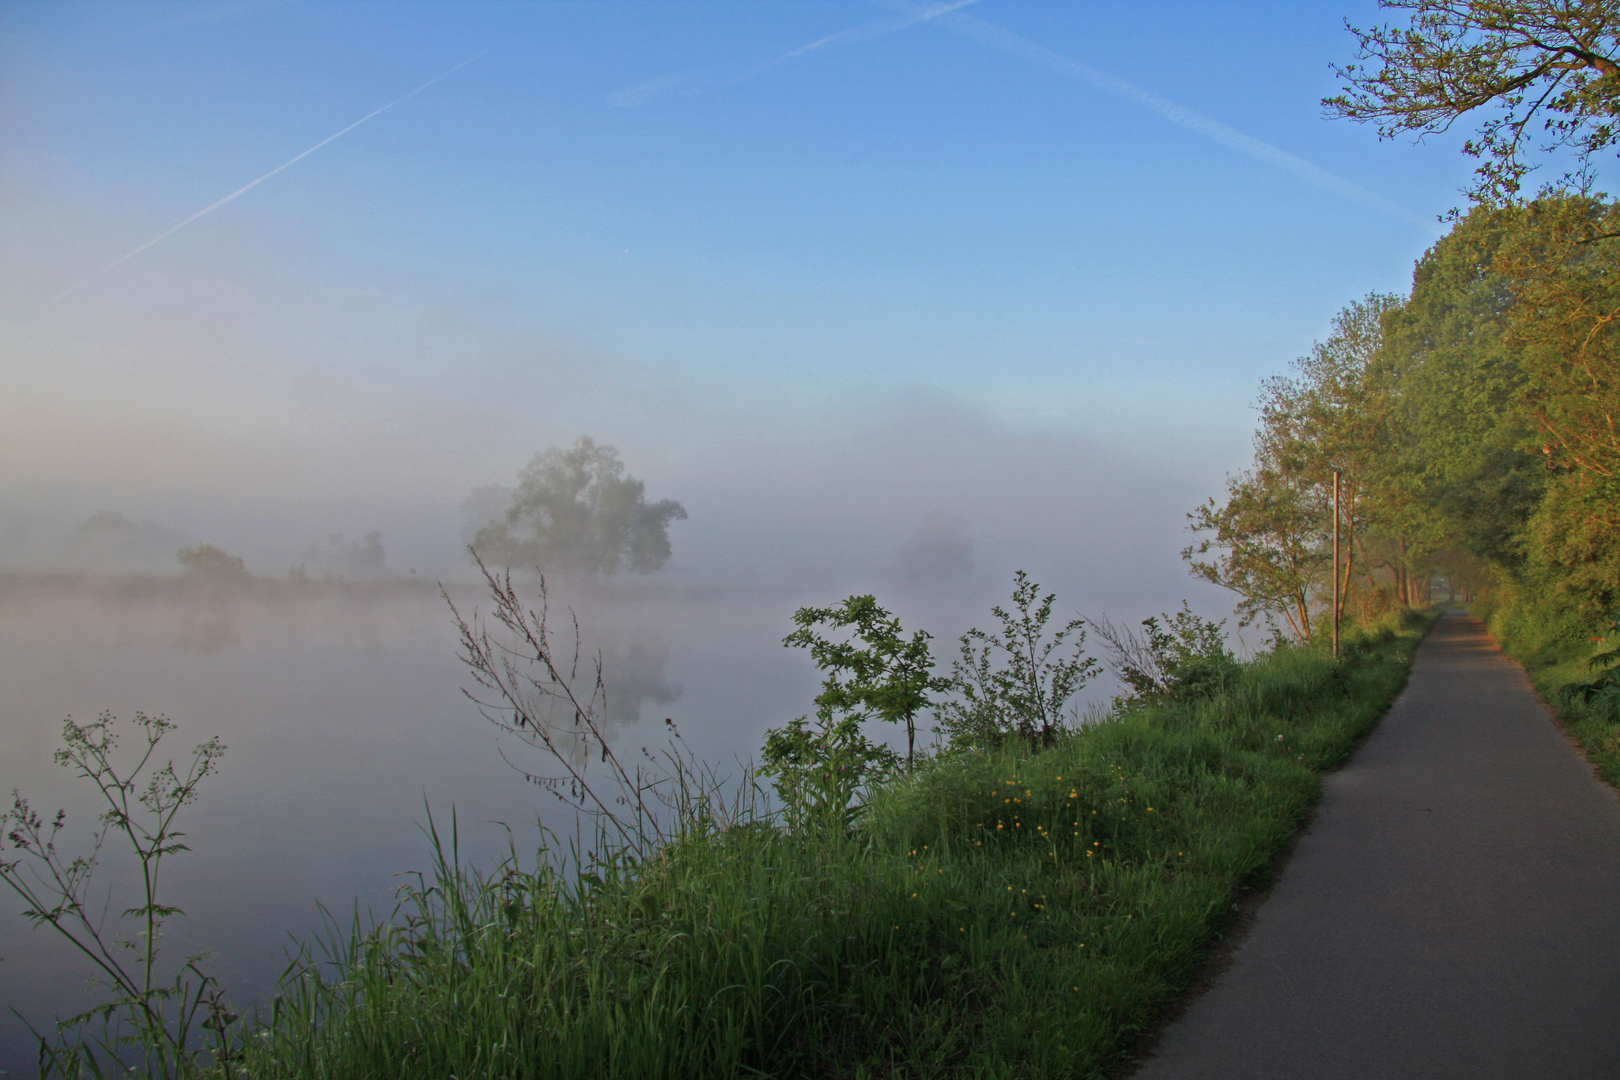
[1192,1,1620,639]
[1190,198,1620,637]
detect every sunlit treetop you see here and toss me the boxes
[1325,0,1620,204]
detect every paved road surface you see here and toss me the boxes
[1133,611,1620,1079]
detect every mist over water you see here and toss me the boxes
[0,579,786,1071]
[0,347,1242,1077]
[0,457,1230,1071]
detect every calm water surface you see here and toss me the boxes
[0,579,825,1075]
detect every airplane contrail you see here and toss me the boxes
[54,50,485,300]
[608,0,980,108]
[884,2,1429,227]
[619,0,1424,226]
[734,0,981,82]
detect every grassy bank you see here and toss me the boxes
[1478,591,1620,791]
[230,611,1430,1080]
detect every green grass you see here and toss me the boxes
[1481,594,1620,791]
[234,613,1431,1080]
[1531,665,1620,790]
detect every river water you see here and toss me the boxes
[0,576,837,1075]
[0,568,1143,1074]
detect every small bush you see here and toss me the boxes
[1091,602,1241,705]
[935,571,1100,749]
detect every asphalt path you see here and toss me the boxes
[1132,611,1620,1079]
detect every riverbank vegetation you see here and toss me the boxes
[3,572,1430,1079]
[241,617,1423,1080]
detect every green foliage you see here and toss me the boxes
[1147,607,1240,700]
[1184,462,1328,639]
[471,436,687,575]
[935,571,1100,749]
[1379,205,1532,591]
[762,595,937,829]
[1559,613,1620,721]
[1393,197,1620,613]
[1193,193,1620,637]
[1188,292,1438,635]
[1496,199,1620,620]
[176,544,250,583]
[1326,1,1620,204]
[226,606,1427,1080]
[1092,603,1240,704]
[780,593,943,764]
[0,713,235,1079]
[1320,22,1620,623]
[758,712,897,831]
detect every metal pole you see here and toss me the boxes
[1332,469,1341,659]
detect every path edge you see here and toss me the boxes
[1109,608,1443,1079]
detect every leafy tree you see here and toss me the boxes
[177,543,250,583]
[1257,293,1403,623]
[1185,454,1330,641]
[1380,204,1533,590]
[762,595,937,830]
[1497,197,1620,481]
[1491,198,1620,616]
[1191,186,1620,630]
[1387,195,1620,614]
[472,436,687,575]
[1326,0,1620,203]
[936,571,1098,748]
[781,595,943,764]
[1189,294,1440,636]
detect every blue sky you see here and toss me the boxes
[0,1,1479,599]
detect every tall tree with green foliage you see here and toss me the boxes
[1327,1,1620,203]
[1495,196,1620,616]
[1379,205,1542,593]
[1257,293,1403,621]
[472,436,687,576]
[1186,295,1419,635]
[1499,197,1620,479]
[1185,456,1330,641]
[1327,3,1620,614]
[1195,190,1620,631]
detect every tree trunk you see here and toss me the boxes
[1395,535,1409,607]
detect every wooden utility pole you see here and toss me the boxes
[1332,469,1341,659]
